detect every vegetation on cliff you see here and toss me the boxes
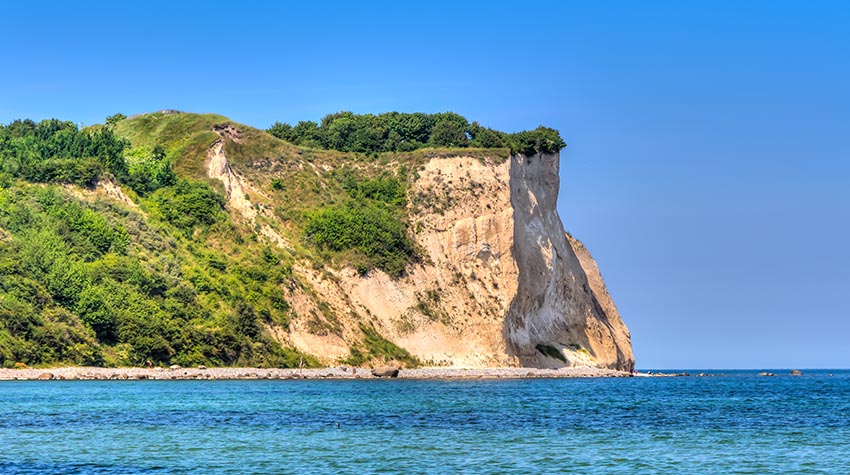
[305,173,415,277]
[267,111,566,155]
[0,110,567,369]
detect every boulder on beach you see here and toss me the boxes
[371,366,400,378]
[37,373,54,380]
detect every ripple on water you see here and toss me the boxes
[2,372,850,474]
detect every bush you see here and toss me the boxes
[266,111,565,155]
[0,182,318,368]
[0,118,129,184]
[126,145,176,195]
[507,126,566,155]
[305,201,415,277]
[344,174,406,205]
[150,180,226,235]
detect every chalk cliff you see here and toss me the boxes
[207,131,633,370]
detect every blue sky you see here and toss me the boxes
[2,1,848,368]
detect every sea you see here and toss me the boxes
[2,370,848,474]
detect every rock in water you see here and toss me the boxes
[371,367,400,378]
[790,369,803,376]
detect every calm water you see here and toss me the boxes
[2,370,849,474]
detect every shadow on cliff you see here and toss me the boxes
[502,152,633,371]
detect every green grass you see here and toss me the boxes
[345,323,419,368]
[114,112,230,181]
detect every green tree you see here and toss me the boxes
[429,123,467,147]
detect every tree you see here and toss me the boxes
[267,122,294,142]
[105,113,126,127]
[429,119,468,147]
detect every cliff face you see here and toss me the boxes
[0,112,632,369]
[505,152,634,370]
[208,133,633,370]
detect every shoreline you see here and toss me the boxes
[0,366,632,381]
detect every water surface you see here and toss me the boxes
[2,370,848,474]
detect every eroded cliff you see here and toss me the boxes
[1,112,634,369]
[206,130,633,370]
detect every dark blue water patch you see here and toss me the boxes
[0,462,173,475]
[2,372,850,474]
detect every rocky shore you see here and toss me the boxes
[0,366,631,381]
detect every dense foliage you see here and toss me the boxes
[150,179,226,235]
[0,184,316,368]
[268,112,566,155]
[124,145,177,195]
[0,119,127,187]
[0,116,321,368]
[0,118,179,196]
[305,172,415,277]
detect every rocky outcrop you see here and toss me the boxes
[504,152,633,371]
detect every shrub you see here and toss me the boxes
[150,180,226,235]
[305,201,415,277]
[266,111,565,155]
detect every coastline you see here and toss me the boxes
[0,366,632,381]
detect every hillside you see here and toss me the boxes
[0,111,633,370]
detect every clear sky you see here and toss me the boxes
[2,1,848,369]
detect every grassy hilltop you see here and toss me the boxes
[0,111,564,368]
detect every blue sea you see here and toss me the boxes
[2,370,849,474]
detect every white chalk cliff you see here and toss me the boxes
[212,133,634,370]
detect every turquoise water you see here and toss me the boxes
[2,371,849,474]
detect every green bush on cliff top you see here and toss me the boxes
[268,111,566,155]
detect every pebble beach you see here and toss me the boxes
[0,365,631,381]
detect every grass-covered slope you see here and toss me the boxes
[0,181,316,368]
[0,113,317,368]
[0,110,566,369]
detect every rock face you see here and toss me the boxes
[211,135,634,371]
[504,152,633,371]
